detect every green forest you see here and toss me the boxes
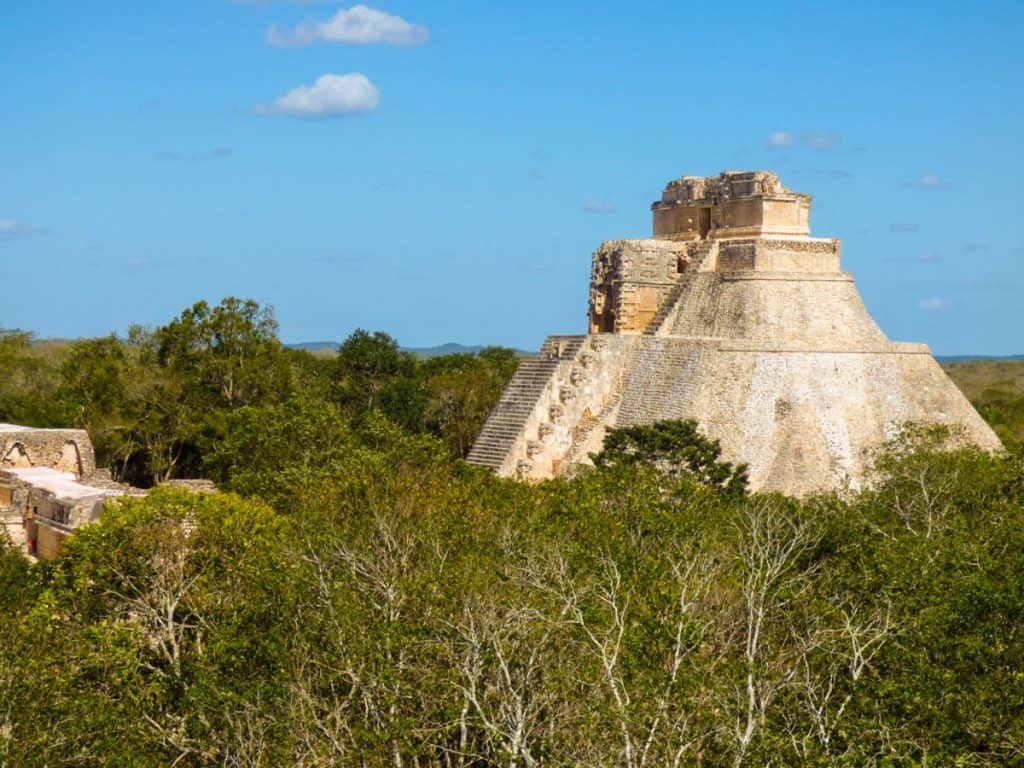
[2,297,1023,767]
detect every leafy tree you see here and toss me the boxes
[287,346,334,400]
[7,488,296,767]
[89,299,297,484]
[593,418,749,497]
[56,335,135,467]
[155,297,293,411]
[0,328,65,426]
[332,328,420,424]
[419,347,520,457]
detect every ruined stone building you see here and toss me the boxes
[0,424,135,559]
[467,171,1001,495]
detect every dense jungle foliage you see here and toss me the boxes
[0,299,520,485]
[1,298,1023,767]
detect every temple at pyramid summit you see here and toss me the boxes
[467,170,1002,495]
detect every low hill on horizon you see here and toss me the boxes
[942,358,1024,442]
[936,353,1024,362]
[286,340,536,358]
[20,335,1022,364]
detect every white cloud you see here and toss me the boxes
[903,173,949,189]
[767,131,796,149]
[267,5,428,47]
[917,296,951,311]
[805,132,838,150]
[255,73,380,118]
[581,199,617,214]
[766,131,841,151]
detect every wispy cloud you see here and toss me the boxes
[902,173,949,189]
[766,131,841,151]
[767,131,796,149]
[255,73,380,118]
[917,296,951,311]
[805,132,839,150]
[0,219,46,238]
[267,5,428,47]
[962,242,989,254]
[581,199,617,214]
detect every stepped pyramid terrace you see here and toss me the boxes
[467,171,1001,495]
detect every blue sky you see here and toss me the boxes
[2,0,1021,354]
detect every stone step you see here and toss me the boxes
[475,432,522,441]
[644,278,688,335]
[486,411,536,421]
[469,334,590,473]
[643,248,714,336]
[466,450,506,462]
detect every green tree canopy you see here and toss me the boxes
[155,297,293,411]
[592,418,749,497]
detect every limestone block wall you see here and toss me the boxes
[1,466,124,559]
[717,238,840,272]
[514,335,635,479]
[652,172,811,240]
[642,243,718,336]
[666,272,887,346]
[33,525,64,561]
[25,487,107,530]
[480,335,635,480]
[0,426,96,478]
[615,339,714,426]
[0,481,23,549]
[588,240,691,333]
[494,338,584,477]
[613,340,1001,495]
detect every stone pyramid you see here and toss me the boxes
[467,171,1001,495]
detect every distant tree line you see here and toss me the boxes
[0,297,520,486]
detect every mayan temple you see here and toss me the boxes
[467,170,1002,495]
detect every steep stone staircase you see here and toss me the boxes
[467,336,587,471]
[643,244,714,336]
[643,279,688,336]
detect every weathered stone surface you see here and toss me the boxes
[468,171,1002,495]
[0,424,96,478]
[653,171,811,240]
